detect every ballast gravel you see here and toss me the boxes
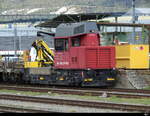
[0,92,131,113]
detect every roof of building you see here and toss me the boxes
[36,12,125,28]
[124,8,150,16]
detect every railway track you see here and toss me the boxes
[0,94,149,113]
[0,105,54,113]
[0,85,150,99]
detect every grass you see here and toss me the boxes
[0,89,47,96]
[57,94,150,106]
[143,86,150,90]
[0,89,149,106]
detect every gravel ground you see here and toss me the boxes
[0,92,133,113]
[0,99,129,113]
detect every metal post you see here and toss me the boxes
[115,17,118,32]
[132,0,136,44]
[147,27,150,52]
[19,36,21,51]
[114,17,118,44]
[14,24,17,57]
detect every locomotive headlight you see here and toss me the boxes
[39,77,45,80]
[84,78,88,82]
[87,68,91,70]
[113,68,116,70]
[107,78,115,81]
[84,78,93,82]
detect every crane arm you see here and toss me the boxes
[30,39,54,66]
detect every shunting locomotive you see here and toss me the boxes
[0,22,117,87]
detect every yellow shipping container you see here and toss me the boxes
[115,45,149,69]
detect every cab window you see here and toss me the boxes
[55,39,68,51]
[72,38,80,47]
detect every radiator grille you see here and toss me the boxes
[86,47,114,69]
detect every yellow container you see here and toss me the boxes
[24,62,41,68]
[115,45,149,69]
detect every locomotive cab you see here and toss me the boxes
[54,22,101,69]
[54,33,100,51]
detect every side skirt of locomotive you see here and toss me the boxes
[22,68,117,87]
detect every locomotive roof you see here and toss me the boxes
[55,22,99,37]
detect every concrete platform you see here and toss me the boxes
[115,69,150,89]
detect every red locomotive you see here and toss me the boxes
[0,22,117,87]
[51,22,117,86]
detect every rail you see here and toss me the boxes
[0,94,149,113]
[0,85,150,99]
[0,105,54,113]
